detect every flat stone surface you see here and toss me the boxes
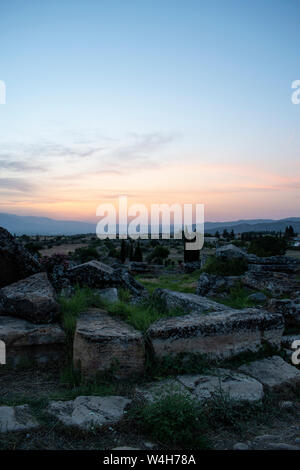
[73,308,145,378]
[147,308,283,360]
[0,404,39,433]
[239,356,300,392]
[47,395,131,430]
[177,369,264,403]
[153,288,235,315]
[0,315,66,366]
[0,272,59,323]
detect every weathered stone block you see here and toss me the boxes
[0,315,66,366]
[73,308,145,379]
[67,260,146,296]
[153,288,235,315]
[147,308,284,360]
[239,356,300,393]
[242,271,300,298]
[0,272,59,323]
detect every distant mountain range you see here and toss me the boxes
[0,212,300,236]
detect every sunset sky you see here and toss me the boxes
[0,0,300,222]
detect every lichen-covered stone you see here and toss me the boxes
[0,272,59,323]
[267,298,300,327]
[147,308,283,360]
[73,308,145,379]
[242,271,300,298]
[0,315,66,366]
[153,288,235,315]
[196,273,240,297]
[0,226,41,288]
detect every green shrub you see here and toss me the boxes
[202,256,248,276]
[129,392,208,449]
[248,236,287,257]
[72,246,100,263]
[59,287,102,339]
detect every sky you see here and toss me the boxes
[0,0,300,222]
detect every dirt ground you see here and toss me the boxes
[40,243,88,256]
[1,366,299,450]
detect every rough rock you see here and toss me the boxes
[73,308,145,379]
[267,298,300,327]
[0,273,59,323]
[67,260,146,296]
[0,404,39,433]
[0,315,66,366]
[196,273,240,297]
[177,369,264,403]
[239,356,300,393]
[248,255,300,274]
[153,288,235,315]
[147,308,283,360]
[47,396,131,430]
[0,227,41,288]
[96,288,119,303]
[242,271,300,298]
[233,443,249,450]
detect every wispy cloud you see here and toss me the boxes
[0,178,36,192]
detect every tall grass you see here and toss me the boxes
[59,286,184,336]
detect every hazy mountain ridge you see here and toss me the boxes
[0,212,300,236]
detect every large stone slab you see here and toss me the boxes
[196,273,240,297]
[0,227,41,288]
[239,356,300,393]
[0,404,39,433]
[0,315,66,366]
[0,272,59,324]
[177,369,264,402]
[47,395,131,430]
[242,271,300,298]
[147,308,284,360]
[67,260,146,296]
[73,308,145,379]
[153,288,235,315]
